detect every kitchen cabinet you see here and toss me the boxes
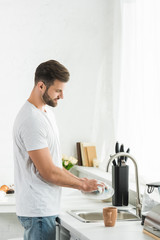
[58,224,70,240]
[57,223,80,240]
[70,233,81,240]
[0,213,23,240]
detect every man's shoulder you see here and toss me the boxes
[14,101,45,129]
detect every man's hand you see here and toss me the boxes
[81,178,106,193]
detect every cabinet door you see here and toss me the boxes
[70,232,81,240]
[59,225,70,240]
[57,224,81,240]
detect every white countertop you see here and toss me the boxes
[0,194,16,213]
[0,188,152,240]
[59,188,152,240]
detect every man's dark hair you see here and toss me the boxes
[34,60,70,88]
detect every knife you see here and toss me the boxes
[115,142,119,154]
[119,144,125,166]
[125,148,130,162]
[115,142,120,165]
[112,159,117,167]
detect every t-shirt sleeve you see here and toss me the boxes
[21,116,48,151]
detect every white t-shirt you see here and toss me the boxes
[13,101,62,217]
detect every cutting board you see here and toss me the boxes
[80,142,89,166]
[86,146,97,167]
[143,229,160,240]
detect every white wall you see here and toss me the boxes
[0,0,115,184]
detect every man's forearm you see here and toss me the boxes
[44,165,99,192]
[44,165,83,189]
[63,167,80,180]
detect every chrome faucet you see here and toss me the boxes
[106,152,142,218]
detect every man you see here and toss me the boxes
[13,60,103,240]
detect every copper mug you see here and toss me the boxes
[103,207,117,227]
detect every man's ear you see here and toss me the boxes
[37,81,46,91]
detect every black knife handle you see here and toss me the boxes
[112,159,117,166]
[115,142,119,153]
[115,142,120,165]
[125,148,130,162]
[120,144,124,161]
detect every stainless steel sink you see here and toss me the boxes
[67,209,141,223]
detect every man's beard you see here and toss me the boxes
[42,90,58,107]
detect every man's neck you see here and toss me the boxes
[28,90,46,112]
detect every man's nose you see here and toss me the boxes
[60,91,64,99]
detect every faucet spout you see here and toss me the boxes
[106,152,142,218]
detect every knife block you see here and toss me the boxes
[112,165,129,206]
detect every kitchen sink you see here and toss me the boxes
[67,209,141,223]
